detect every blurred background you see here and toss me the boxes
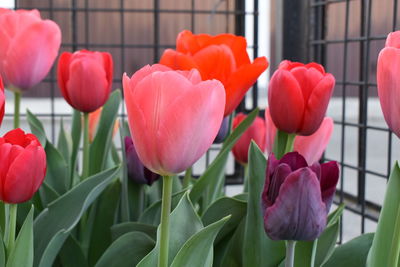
[1,0,399,243]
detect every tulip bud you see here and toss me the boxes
[125,136,160,185]
[262,152,339,241]
[268,60,335,136]
[214,116,230,144]
[57,50,113,113]
[0,76,4,127]
[0,128,46,203]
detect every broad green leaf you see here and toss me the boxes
[190,108,259,205]
[128,181,145,221]
[89,90,121,175]
[137,192,204,267]
[119,120,130,222]
[57,118,72,169]
[33,166,120,267]
[0,227,4,267]
[38,182,60,208]
[6,206,34,267]
[367,162,400,267]
[324,233,374,267]
[45,141,69,195]
[95,232,155,267]
[327,204,345,226]
[26,110,46,147]
[243,141,285,266]
[170,215,230,267]
[218,218,245,267]
[59,236,88,267]
[202,197,247,244]
[70,109,82,185]
[88,180,121,266]
[111,222,157,241]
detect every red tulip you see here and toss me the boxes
[88,107,119,142]
[0,128,46,203]
[160,30,268,116]
[268,60,335,136]
[58,50,113,113]
[123,64,225,175]
[377,31,400,138]
[0,76,4,127]
[232,113,266,164]
[265,108,334,165]
[0,8,61,90]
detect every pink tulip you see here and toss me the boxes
[0,76,4,127]
[265,108,333,165]
[377,31,400,138]
[123,64,225,175]
[0,9,61,90]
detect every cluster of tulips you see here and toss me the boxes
[0,7,400,267]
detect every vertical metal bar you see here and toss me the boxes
[252,0,259,109]
[85,0,89,49]
[191,0,195,32]
[47,0,55,143]
[72,0,78,52]
[235,0,245,112]
[153,0,160,62]
[120,0,125,118]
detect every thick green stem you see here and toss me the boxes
[158,175,173,267]
[182,167,192,189]
[6,204,17,254]
[285,240,296,267]
[272,130,296,159]
[13,91,21,129]
[82,112,90,179]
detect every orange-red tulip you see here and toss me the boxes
[88,107,119,142]
[0,128,46,203]
[58,50,113,113]
[268,61,335,136]
[123,64,225,175]
[160,30,268,116]
[0,9,61,90]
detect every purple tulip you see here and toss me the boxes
[213,116,230,144]
[262,152,339,241]
[124,136,160,185]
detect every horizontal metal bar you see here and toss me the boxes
[310,35,387,45]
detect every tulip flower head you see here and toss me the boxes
[0,8,61,90]
[268,61,335,136]
[125,136,160,185]
[232,113,266,164]
[0,76,4,127]
[377,31,400,138]
[0,128,46,203]
[58,50,113,113]
[160,30,268,116]
[262,152,339,241]
[123,64,225,176]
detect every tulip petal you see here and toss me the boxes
[102,52,114,89]
[262,153,279,207]
[320,161,340,212]
[294,117,334,165]
[290,66,324,103]
[264,167,327,241]
[159,49,198,71]
[265,163,292,207]
[279,151,308,171]
[224,57,268,116]
[264,108,277,154]
[57,52,73,104]
[268,70,305,133]
[385,31,400,48]
[0,80,4,126]
[176,30,211,54]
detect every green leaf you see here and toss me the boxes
[111,222,157,241]
[293,241,316,267]
[367,162,400,267]
[128,181,145,221]
[44,141,69,195]
[190,108,259,205]
[137,192,204,267]
[59,236,88,267]
[6,206,34,267]
[89,90,121,175]
[95,232,155,267]
[26,110,46,147]
[70,109,82,186]
[88,180,121,266]
[324,233,374,267]
[0,228,4,267]
[57,118,72,168]
[202,197,247,244]
[170,215,230,267]
[119,120,130,222]
[33,166,120,267]
[243,141,285,266]
[218,218,245,267]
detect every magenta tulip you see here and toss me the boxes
[377,31,400,138]
[123,64,225,175]
[268,61,335,136]
[262,152,339,241]
[0,8,61,90]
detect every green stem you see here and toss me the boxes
[243,164,249,193]
[182,167,192,189]
[158,175,173,267]
[285,240,296,267]
[13,91,21,129]
[284,133,296,154]
[272,130,296,159]
[82,112,90,179]
[6,204,17,254]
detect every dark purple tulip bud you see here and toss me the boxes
[261,152,339,241]
[124,136,160,185]
[213,116,230,144]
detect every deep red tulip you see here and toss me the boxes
[262,152,339,241]
[58,50,113,113]
[123,64,225,175]
[232,113,266,164]
[377,31,400,138]
[0,8,61,90]
[268,60,335,136]
[125,136,160,185]
[0,128,46,203]
[0,76,4,127]
[160,30,268,116]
